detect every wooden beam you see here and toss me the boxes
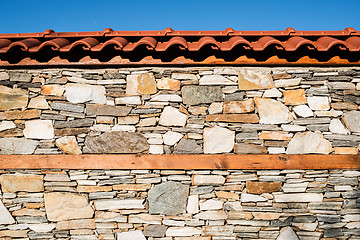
[0,154,359,169]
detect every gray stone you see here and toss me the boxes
[51,102,84,113]
[54,119,94,129]
[173,139,202,154]
[277,227,299,240]
[10,72,32,82]
[85,131,149,153]
[343,110,360,133]
[143,225,167,238]
[0,199,15,224]
[182,86,223,105]
[225,92,245,101]
[234,143,267,154]
[323,229,343,238]
[148,181,189,215]
[0,138,38,154]
[86,104,131,116]
[316,214,341,223]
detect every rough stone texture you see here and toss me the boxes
[94,199,145,210]
[203,126,235,154]
[55,136,82,154]
[286,131,333,154]
[206,114,259,123]
[28,96,49,109]
[44,192,94,221]
[163,131,183,146]
[199,75,237,85]
[126,73,157,95]
[274,193,323,202]
[182,86,223,105]
[255,97,293,124]
[223,99,255,113]
[0,109,40,120]
[307,96,330,110]
[283,89,307,105]
[246,182,282,194]
[234,143,267,154]
[0,85,28,111]
[148,181,189,215]
[0,174,43,192]
[86,104,131,116]
[84,131,149,153]
[343,110,360,133]
[159,106,187,127]
[157,78,180,91]
[0,137,38,154]
[23,119,54,139]
[143,225,167,238]
[277,227,299,240]
[65,83,106,104]
[329,119,348,134]
[41,84,65,96]
[117,230,147,240]
[173,138,202,154]
[0,199,15,224]
[293,105,314,118]
[238,69,273,90]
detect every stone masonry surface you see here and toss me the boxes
[0,67,359,155]
[0,169,359,239]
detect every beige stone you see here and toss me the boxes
[252,212,280,220]
[246,182,282,194]
[157,78,180,91]
[117,230,146,240]
[192,175,225,185]
[227,211,253,220]
[194,210,227,220]
[0,230,28,238]
[274,78,302,88]
[0,85,28,111]
[126,73,157,95]
[28,96,49,109]
[0,174,43,192]
[283,89,306,105]
[223,99,255,113]
[208,102,223,114]
[65,83,106,104]
[188,106,207,115]
[307,96,330,110]
[77,185,112,192]
[41,84,65,96]
[199,75,237,85]
[286,131,333,154]
[329,119,348,134]
[55,136,82,154]
[334,147,359,155]
[56,219,96,230]
[159,106,188,127]
[255,97,293,124]
[129,214,162,224]
[12,208,45,216]
[23,119,54,139]
[204,126,235,154]
[0,109,41,120]
[258,131,293,141]
[113,184,151,191]
[206,114,259,123]
[44,192,94,221]
[0,121,16,132]
[238,69,273,90]
[216,191,239,200]
[118,115,139,125]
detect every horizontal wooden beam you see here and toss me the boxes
[0,154,359,170]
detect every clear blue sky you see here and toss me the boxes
[1,0,359,33]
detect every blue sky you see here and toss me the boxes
[1,0,359,33]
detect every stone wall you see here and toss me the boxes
[0,169,359,239]
[0,67,359,155]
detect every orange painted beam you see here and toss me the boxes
[0,154,359,170]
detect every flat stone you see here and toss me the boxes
[0,174,43,192]
[56,219,95,230]
[94,199,145,210]
[234,143,267,154]
[253,212,281,220]
[223,99,254,113]
[41,84,65,96]
[151,94,182,102]
[23,120,54,139]
[286,131,333,154]
[28,96,49,109]
[118,115,139,125]
[117,230,146,240]
[200,199,223,210]
[293,105,314,118]
[204,126,234,153]
[199,75,237,85]
[194,210,227,220]
[163,131,183,146]
[182,86,223,105]
[148,181,189,215]
[51,101,84,113]
[277,227,299,240]
[315,109,342,117]
[274,78,302,88]
[329,119,348,134]
[157,78,180,91]
[115,96,142,105]
[173,138,202,154]
[307,96,330,110]
[281,124,306,132]
[0,137,38,154]
[55,136,82,154]
[263,88,282,98]
[0,72,9,80]
[331,102,358,110]
[143,225,167,238]
[0,85,28,111]
[291,222,317,231]
[65,83,106,104]
[0,230,28,238]
[327,82,355,90]
[283,89,306,105]
[10,72,32,82]
[274,193,323,202]
[334,147,359,154]
[208,102,223,114]
[171,73,198,80]
[343,110,360,133]
[44,192,94,221]
[259,131,293,140]
[84,131,148,153]
[192,175,225,185]
[241,193,267,202]
[159,106,187,127]
[126,73,157,95]
[255,97,293,124]
[206,114,259,123]
[166,227,202,237]
[188,106,207,115]
[54,119,94,128]
[238,69,273,90]
[187,195,199,214]
[246,182,282,194]
[0,109,41,120]
[0,199,15,224]
[0,121,16,132]
[86,104,131,116]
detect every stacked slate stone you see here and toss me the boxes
[0,67,359,155]
[0,169,359,239]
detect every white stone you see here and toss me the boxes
[0,121,16,132]
[28,224,56,233]
[28,96,49,109]
[171,73,198,80]
[0,199,15,224]
[65,83,106,104]
[329,119,348,134]
[91,124,111,132]
[159,106,188,127]
[23,120,54,139]
[203,126,235,154]
[149,145,164,154]
[277,226,299,240]
[150,94,182,102]
[346,222,360,229]
[208,102,223,114]
[343,215,360,222]
[194,210,227,220]
[163,131,183,146]
[111,125,136,132]
[293,105,314,118]
[263,88,282,98]
[115,96,141,105]
[214,68,238,75]
[282,183,309,193]
[268,147,286,154]
[199,75,237,85]
[274,193,323,202]
[255,98,293,124]
[286,131,332,154]
[192,175,225,185]
[274,78,302,88]
[315,109,343,117]
[200,199,223,210]
[307,96,330,110]
[281,124,307,132]
[97,79,126,85]
[187,195,199,214]
[166,227,202,237]
[116,230,146,240]
[241,193,267,202]
[94,199,145,210]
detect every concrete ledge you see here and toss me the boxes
[0,154,359,169]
